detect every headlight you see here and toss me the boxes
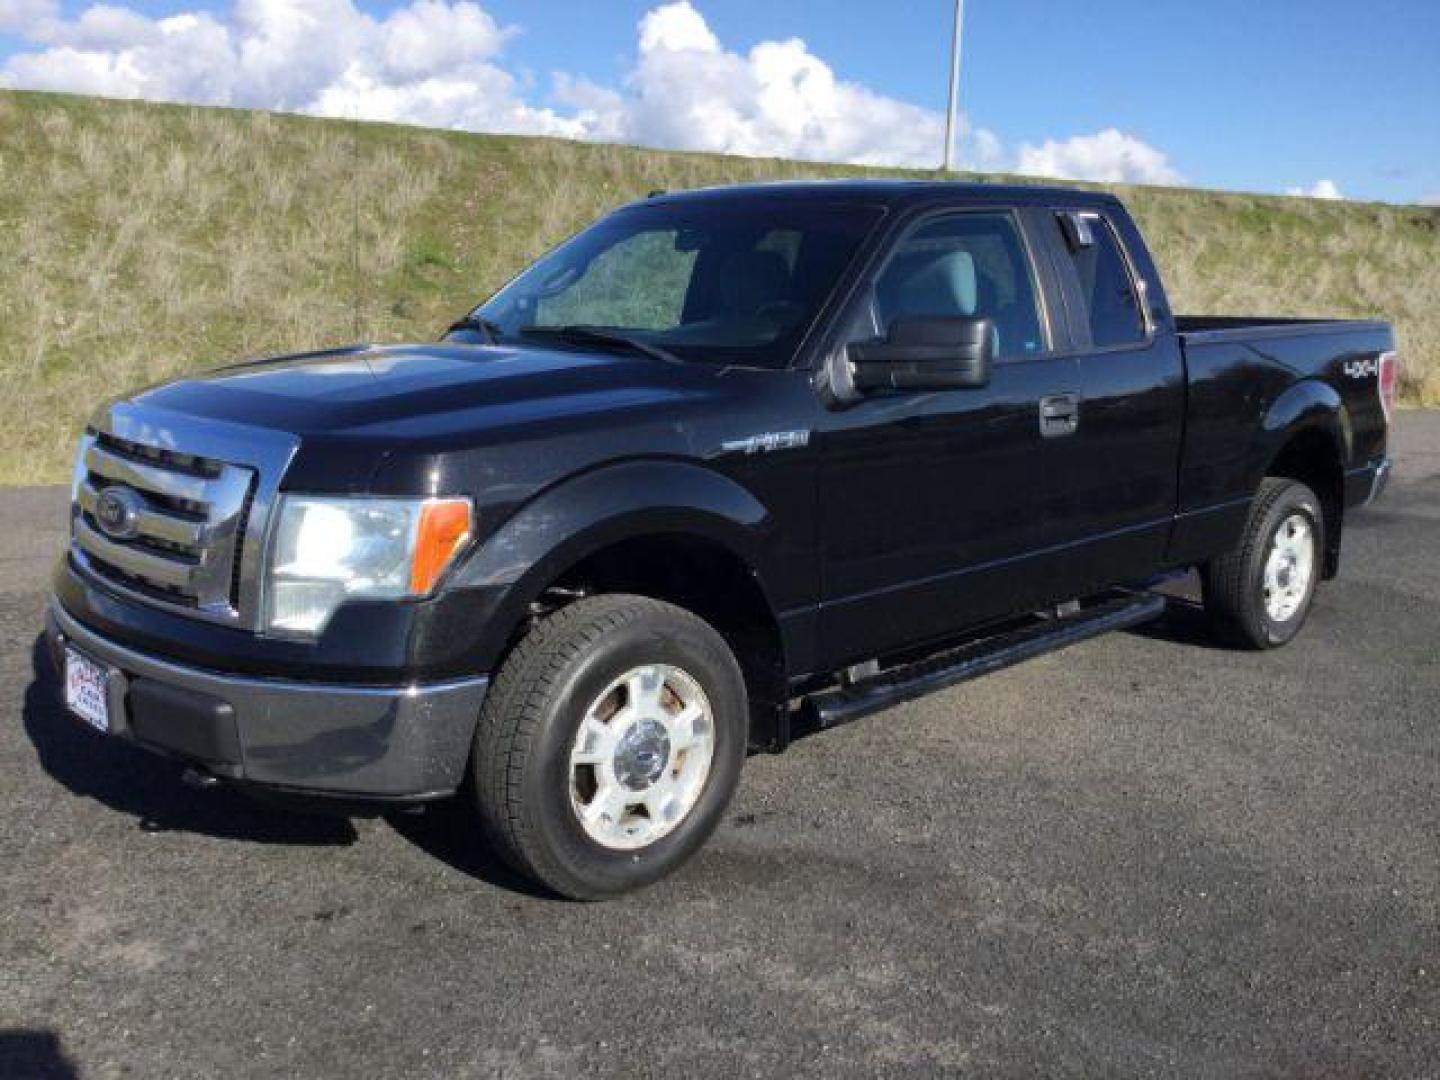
[264,496,472,636]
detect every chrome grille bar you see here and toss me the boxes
[84,443,212,503]
[76,480,205,548]
[74,517,197,591]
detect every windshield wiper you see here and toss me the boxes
[445,313,504,343]
[518,324,682,365]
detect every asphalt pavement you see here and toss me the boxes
[2,416,1438,1078]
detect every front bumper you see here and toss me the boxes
[46,599,488,801]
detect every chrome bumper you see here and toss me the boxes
[46,599,487,799]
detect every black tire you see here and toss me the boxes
[471,594,747,899]
[1202,478,1324,650]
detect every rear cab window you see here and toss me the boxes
[1054,211,1148,349]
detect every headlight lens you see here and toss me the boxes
[264,496,472,636]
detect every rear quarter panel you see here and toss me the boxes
[1168,321,1393,565]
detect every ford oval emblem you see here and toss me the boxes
[94,485,144,540]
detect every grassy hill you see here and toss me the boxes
[1,88,1436,485]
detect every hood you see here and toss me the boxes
[129,342,719,447]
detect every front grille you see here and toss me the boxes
[95,431,222,479]
[72,436,256,622]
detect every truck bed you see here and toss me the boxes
[1175,315,1390,344]
[1169,313,1393,563]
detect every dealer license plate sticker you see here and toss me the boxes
[64,646,111,733]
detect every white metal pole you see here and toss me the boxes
[943,0,965,173]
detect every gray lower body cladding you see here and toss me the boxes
[45,599,487,800]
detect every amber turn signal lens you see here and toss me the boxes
[409,498,473,594]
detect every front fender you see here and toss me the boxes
[428,459,778,674]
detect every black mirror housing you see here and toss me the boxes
[848,316,996,392]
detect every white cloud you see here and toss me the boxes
[381,0,510,78]
[1013,128,1183,186]
[550,72,629,143]
[47,5,162,50]
[561,0,996,169]
[0,0,1177,184]
[0,0,579,135]
[1421,193,1440,207]
[0,0,58,34]
[638,0,719,54]
[1286,178,1344,200]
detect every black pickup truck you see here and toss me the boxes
[47,181,1397,898]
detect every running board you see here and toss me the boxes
[799,590,1166,734]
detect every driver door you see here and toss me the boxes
[816,209,1084,667]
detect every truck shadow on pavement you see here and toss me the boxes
[385,803,557,899]
[22,636,358,846]
[1123,595,1230,650]
[0,1029,80,1080]
[24,634,549,894]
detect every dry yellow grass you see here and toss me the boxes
[1,89,1436,484]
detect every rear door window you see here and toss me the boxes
[1055,213,1147,348]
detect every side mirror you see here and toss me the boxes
[848,316,996,392]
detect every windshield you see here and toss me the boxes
[469,199,884,368]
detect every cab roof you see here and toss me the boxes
[638,179,1123,211]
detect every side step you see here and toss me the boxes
[799,590,1166,734]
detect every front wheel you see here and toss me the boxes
[1202,478,1324,649]
[471,595,747,899]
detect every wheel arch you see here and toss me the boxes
[545,532,788,738]
[1257,380,1350,578]
[448,460,791,736]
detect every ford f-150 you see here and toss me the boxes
[46,181,1397,897]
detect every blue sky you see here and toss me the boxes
[487,0,1440,203]
[3,0,1437,202]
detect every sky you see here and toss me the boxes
[0,0,1436,203]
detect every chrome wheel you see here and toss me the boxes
[569,664,716,851]
[1262,512,1315,623]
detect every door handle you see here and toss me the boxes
[1039,392,1081,438]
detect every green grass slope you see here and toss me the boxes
[1,89,1436,484]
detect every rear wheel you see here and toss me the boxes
[471,595,747,899]
[1202,478,1324,649]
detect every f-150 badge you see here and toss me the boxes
[721,430,812,455]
